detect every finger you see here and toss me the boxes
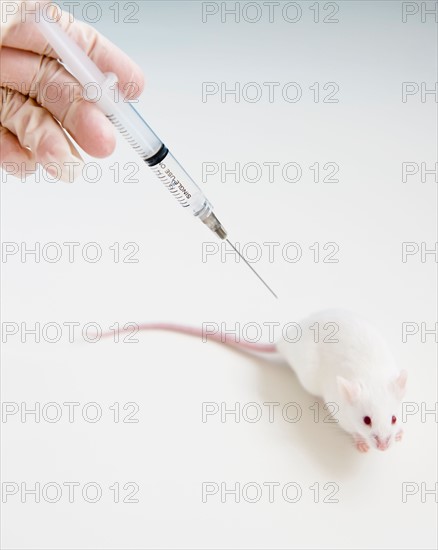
[0,86,84,182]
[1,1,145,100]
[0,47,116,157]
[0,125,37,179]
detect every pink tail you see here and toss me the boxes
[106,322,277,353]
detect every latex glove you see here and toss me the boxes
[0,0,145,181]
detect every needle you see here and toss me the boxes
[226,239,278,299]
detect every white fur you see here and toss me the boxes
[276,309,407,451]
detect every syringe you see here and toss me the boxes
[36,16,277,298]
[36,16,227,239]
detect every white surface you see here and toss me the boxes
[1,1,437,549]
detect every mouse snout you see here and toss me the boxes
[373,435,391,451]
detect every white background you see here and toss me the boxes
[1,1,437,549]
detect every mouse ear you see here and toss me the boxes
[391,369,408,399]
[337,376,362,404]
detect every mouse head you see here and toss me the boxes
[336,370,407,451]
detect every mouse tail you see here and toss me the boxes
[104,322,277,354]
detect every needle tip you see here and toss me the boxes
[226,239,278,300]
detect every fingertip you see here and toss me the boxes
[137,70,146,97]
[90,116,117,158]
[69,103,117,158]
[126,66,145,100]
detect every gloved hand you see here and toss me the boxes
[0,0,145,180]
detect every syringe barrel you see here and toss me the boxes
[102,99,211,218]
[36,16,227,237]
[105,100,164,160]
[37,16,164,159]
[144,149,225,237]
[147,149,212,217]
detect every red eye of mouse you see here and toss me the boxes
[363,416,372,426]
[392,415,397,424]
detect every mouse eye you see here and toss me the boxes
[392,415,397,424]
[363,416,372,426]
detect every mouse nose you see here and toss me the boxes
[374,435,390,451]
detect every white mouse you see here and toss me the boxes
[108,309,407,453]
[276,309,407,452]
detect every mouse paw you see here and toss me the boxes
[354,437,370,453]
[395,429,404,442]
